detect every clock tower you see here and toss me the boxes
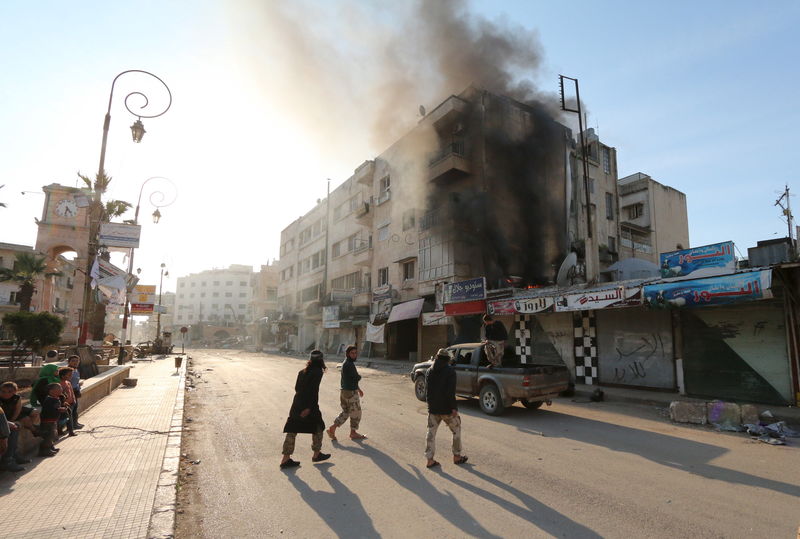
[33,183,92,343]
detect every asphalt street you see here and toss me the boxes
[175,350,800,539]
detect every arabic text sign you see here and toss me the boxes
[555,286,641,312]
[322,305,340,328]
[444,277,486,304]
[487,299,517,316]
[132,285,156,304]
[644,270,772,308]
[99,223,141,249]
[131,303,154,315]
[660,241,735,278]
[514,296,555,314]
[422,312,454,326]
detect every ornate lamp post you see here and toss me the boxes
[79,70,172,344]
[156,263,169,345]
[117,177,177,358]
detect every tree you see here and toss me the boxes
[77,171,132,340]
[2,311,64,366]
[0,252,62,312]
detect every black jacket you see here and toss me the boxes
[340,359,361,390]
[283,368,325,434]
[485,321,508,341]
[425,364,457,415]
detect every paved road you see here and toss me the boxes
[175,350,800,538]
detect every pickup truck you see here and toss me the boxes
[411,343,570,416]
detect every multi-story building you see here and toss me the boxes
[277,87,625,360]
[617,172,689,264]
[174,265,255,327]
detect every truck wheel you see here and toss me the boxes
[522,400,544,410]
[414,375,427,402]
[479,384,505,415]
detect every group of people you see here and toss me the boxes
[279,345,467,469]
[0,355,84,472]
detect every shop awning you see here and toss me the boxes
[388,298,425,323]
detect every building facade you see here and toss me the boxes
[618,172,689,264]
[174,265,255,327]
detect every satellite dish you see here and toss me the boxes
[419,105,426,117]
[556,252,578,288]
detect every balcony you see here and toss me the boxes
[428,140,471,182]
[352,288,371,307]
[424,96,469,129]
[352,242,373,266]
[354,160,375,185]
[355,199,372,223]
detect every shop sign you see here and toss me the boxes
[323,305,340,328]
[422,312,454,326]
[444,277,486,304]
[444,299,486,316]
[660,241,735,278]
[131,303,154,315]
[486,299,517,316]
[555,286,641,312]
[514,296,555,314]
[644,270,772,308]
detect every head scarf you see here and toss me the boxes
[29,364,61,406]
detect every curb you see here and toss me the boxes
[147,356,187,539]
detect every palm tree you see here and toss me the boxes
[0,252,62,312]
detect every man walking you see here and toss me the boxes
[482,314,508,367]
[327,345,367,441]
[425,349,468,468]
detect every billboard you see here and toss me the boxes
[322,305,340,329]
[555,286,642,312]
[660,241,735,278]
[644,270,772,308]
[130,285,156,315]
[99,223,141,249]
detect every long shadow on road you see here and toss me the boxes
[284,463,380,538]
[468,404,800,499]
[336,441,593,538]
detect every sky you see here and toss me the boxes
[0,0,798,292]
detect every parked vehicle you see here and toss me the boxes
[410,343,570,415]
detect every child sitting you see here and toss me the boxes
[57,368,77,437]
[39,383,66,457]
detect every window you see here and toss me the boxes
[201,282,207,287]
[224,314,231,320]
[608,236,617,253]
[199,292,205,298]
[179,282,185,288]
[378,176,391,204]
[190,282,196,287]
[239,292,247,297]
[378,267,389,286]
[402,260,416,280]
[266,289,277,300]
[240,281,247,286]
[226,281,233,286]
[238,304,246,309]
[402,209,416,231]
[419,234,454,281]
[213,292,219,297]
[332,242,341,258]
[378,225,389,242]
[212,304,219,310]
[178,293,184,299]
[190,293,195,298]
[588,178,595,194]
[602,146,611,174]
[605,192,614,220]
[213,281,220,286]
[626,203,644,220]
[331,271,361,290]
[224,303,232,308]
[225,292,232,297]
[9,292,18,304]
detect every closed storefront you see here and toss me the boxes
[596,308,675,389]
[514,312,574,371]
[681,301,792,405]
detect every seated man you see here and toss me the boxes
[482,314,508,368]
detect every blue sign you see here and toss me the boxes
[660,241,735,278]
[644,270,772,308]
[444,277,486,304]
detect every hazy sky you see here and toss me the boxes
[1,0,798,291]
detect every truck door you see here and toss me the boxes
[453,348,475,395]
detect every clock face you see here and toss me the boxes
[56,199,78,218]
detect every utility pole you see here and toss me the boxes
[775,185,796,258]
[322,179,331,301]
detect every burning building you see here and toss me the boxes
[276,86,621,360]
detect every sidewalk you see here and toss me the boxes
[0,357,185,539]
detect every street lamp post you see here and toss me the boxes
[117,177,177,359]
[79,69,172,344]
[156,263,169,346]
